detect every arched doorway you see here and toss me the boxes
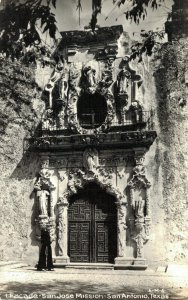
[68,183,117,263]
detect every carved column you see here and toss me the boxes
[57,197,70,264]
[127,149,151,267]
[117,201,127,256]
[115,200,130,266]
[49,189,55,218]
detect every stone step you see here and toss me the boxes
[54,262,114,270]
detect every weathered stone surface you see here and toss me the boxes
[0,32,188,268]
[153,39,188,263]
[0,59,46,263]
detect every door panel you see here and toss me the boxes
[69,222,90,262]
[68,186,117,263]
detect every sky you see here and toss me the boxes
[55,0,173,39]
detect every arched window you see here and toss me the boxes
[77,93,107,129]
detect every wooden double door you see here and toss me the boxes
[68,184,117,263]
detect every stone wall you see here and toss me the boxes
[153,39,188,263]
[0,59,49,264]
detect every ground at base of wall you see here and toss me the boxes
[0,262,188,300]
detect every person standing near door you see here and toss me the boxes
[37,228,54,271]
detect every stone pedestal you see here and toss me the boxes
[114,257,147,270]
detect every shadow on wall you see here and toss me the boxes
[9,149,41,262]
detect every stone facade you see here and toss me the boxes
[26,25,157,269]
[0,14,188,268]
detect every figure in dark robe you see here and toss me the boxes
[37,229,54,271]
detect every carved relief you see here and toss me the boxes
[49,158,67,168]
[128,157,151,259]
[116,201,127,257]
[58,167,125,206]
[99,58,114,91]
[56,162,125,256]
[57,199,69,257]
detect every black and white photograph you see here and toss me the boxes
[0,0,188,299]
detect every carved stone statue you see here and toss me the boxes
[45,57,69,108]
[83,148,98,173]
[83,66,96,86]
[130,100,143,123]
[117,57,131,95]
[81,65,97,94]
[38,190,50,216]
[132,197,146,258]
[117,69,130,95]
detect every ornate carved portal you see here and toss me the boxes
[32,26,157,269]
[56,152,129,264]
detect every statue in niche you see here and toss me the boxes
[129,100,143,123]
[83,148,99,173]
[45,55,69,108]
[37,190,50,216]
[81,65,97,94]
[117,56,131,96]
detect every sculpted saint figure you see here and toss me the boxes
[45,56,69,108]
[117,67,130,95]
[38,190,50,216]
[83,148,98,173]
[83,66,96,87]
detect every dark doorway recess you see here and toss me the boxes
[77,93,107,129]
[68,183,117,263]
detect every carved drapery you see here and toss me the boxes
[34,159,56,241]
[116,201,127,257]
[128,155,151,259]
[57,199,69,261]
